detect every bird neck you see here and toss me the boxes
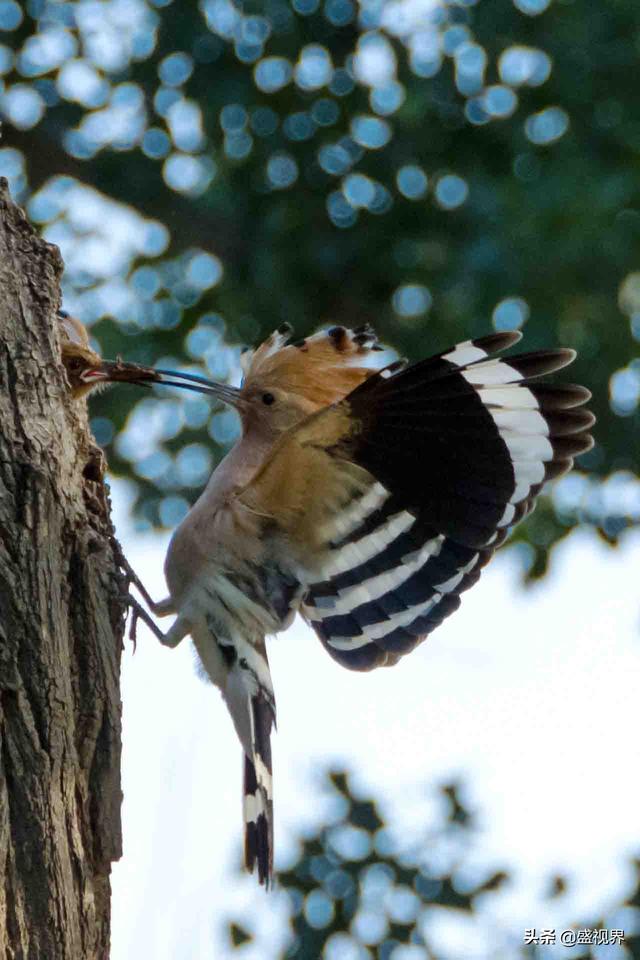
[206,425,276,501]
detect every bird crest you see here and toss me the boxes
[240,323,392,409]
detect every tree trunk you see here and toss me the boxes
[0,178,125,959]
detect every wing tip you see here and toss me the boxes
[479,330,523,352]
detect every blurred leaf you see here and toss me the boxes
[228,923,252,947]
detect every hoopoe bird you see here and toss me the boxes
[121,323,594,888]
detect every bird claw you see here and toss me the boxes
[111,539,170,650]
[123,591,169,651]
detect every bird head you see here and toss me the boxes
[155,323,392,440]
[61,342,162,398]
[58,310,163,398]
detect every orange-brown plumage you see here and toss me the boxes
[240,323,387,412]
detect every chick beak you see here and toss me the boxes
[79,359,162,387]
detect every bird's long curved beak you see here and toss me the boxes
[153,368,243,407]
[82,360,243,407]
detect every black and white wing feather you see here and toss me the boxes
[299,332,594,670]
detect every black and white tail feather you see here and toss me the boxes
[301,330,594,670]
[243,694,274,887]
[227,645,276,888]
[192,620,277,888]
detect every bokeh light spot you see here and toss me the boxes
[342,173,375,208]
[0,147,25,194]
[154,85,181,117]
[158,51,194,86]
[186,252,223,289]
[434,174,468,209]
[0,43,12,73]
[131,266,162,299]
[525,106,569,145]
[209,408,240,445]
[159,496,190,528]
[484,85,518,118]
[327,190,358,228]
[142,127,171,158]
[283,111,315,141]
[610,367,640,417]
[176,444,212,486]
[266,151,298,189]
[250,106,278,136]
[19,27,77,76]
[318,143,352,175]
[492,296,530,331]
[354,31,396,87]
[396,164,428,200]
[513,0,551,14]
[351,908,388,946]
[295,44,333,90]
[311,97,340,126]
[163,153,214,195]
[254,55,292,93]
[1,84,44,129]
[392,283,432,317]
[224,131,253,160]
[136,450,172,481]
[303,889,335,929]
[619,273,640,316]
[141,221,170,257]
[57,59,109,107]
[499,46,551,87]
[241,15,270,44]
[370,81,405,116]
[292,0,320,15]
[351,114,391,149]
[329,67,355,96]
[465,97,490,125]
[167,99,204,151]
[369,183,393,215]
[0,0,22,30]
[410,28,442,79]
[324,933,364,960]
[324,0,354,26]
[220,102,247,131]
[454,41,486,96]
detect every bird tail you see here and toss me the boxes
[243,693,274,887]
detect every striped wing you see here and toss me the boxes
[240,332,594,671]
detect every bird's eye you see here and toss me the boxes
[262,392,275,406]
[68,358,83,372]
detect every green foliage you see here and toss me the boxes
[226,770,640,959]
[2,0,639,572]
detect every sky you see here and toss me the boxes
[108,479,640,960]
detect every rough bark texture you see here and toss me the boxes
[0,178,126,959]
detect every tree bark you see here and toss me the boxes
[0,178,125,959]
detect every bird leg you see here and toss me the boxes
[111,540,181,651]
[125,593,189,651]
[112,539,175,617]
[126,594,169,651]
[123,563,175,618]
